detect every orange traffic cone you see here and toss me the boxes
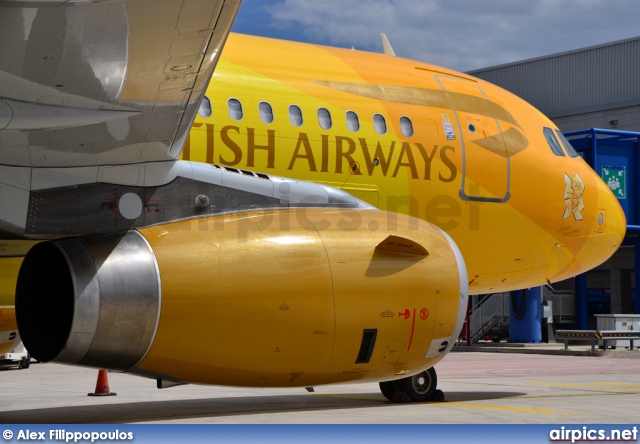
[88,369,117,396]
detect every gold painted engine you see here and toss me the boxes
[16,208,467,387]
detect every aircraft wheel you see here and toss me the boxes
[379,381,396,401]
[393,367,438,402]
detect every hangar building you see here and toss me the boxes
[466,36,640,333]
[468,36,640,134]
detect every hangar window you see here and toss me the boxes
[400,116,414,137]
[259,102,274,124]
[198,96,212,118]
[373,114,387,135]
[227,98,243,121]
[555,130,580,158]
[289,105,303,127]
[346,111,360,132]
[543,127,565,156]
[318,108,332,129]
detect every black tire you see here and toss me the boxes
[431,389,445,402]
[379,380,397,401]
[393,367,438,402]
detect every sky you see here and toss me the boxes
[231,0,640,72]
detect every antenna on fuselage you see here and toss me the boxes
[545,278,556,293]
[381,33,396,56]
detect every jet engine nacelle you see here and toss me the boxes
[16,208,468,387]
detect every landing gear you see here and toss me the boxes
[379,367,443,403]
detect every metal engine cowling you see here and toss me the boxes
[16,232,160,371]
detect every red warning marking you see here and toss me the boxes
[420,308,429,320]
[399,309,410,319]
[145,200,160,214]
[407,309,416,350]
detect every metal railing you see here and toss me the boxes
[555,329,640,351]
[469,293,510,343]
[542,289,575,322]
[464,290,577,345]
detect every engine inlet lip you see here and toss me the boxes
[16,231,161,371]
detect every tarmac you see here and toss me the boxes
[1,343,640,424]
[452,340,639,356]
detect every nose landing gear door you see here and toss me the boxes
[436,76,511,203]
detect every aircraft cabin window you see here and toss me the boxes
[228,98,243,121]
[555,129,580,158]
[400,116,414,137]
[543,127,565,157]
[259,102,274,124]
[373,114,387,135]
[198,96,212,118]
[318,108,332,129]
[346,111,360,132]
[289,105,303,127]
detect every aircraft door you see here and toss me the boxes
[436,76,511,203]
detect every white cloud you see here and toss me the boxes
[263,0,640,71]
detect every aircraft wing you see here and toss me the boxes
[0,0,241,168]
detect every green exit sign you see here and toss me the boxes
[602,166,626,199]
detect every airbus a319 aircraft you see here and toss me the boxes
[0,0,625,402]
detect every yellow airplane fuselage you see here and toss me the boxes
[183,33,625,295]
[0,245,37,355]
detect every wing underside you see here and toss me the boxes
[0,0,241,167]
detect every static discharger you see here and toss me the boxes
[375,235,429,256]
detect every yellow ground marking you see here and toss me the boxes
[520,392,634,399]
[527,381,640,391]
[594,382,640,387]
[444,402,554,415]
